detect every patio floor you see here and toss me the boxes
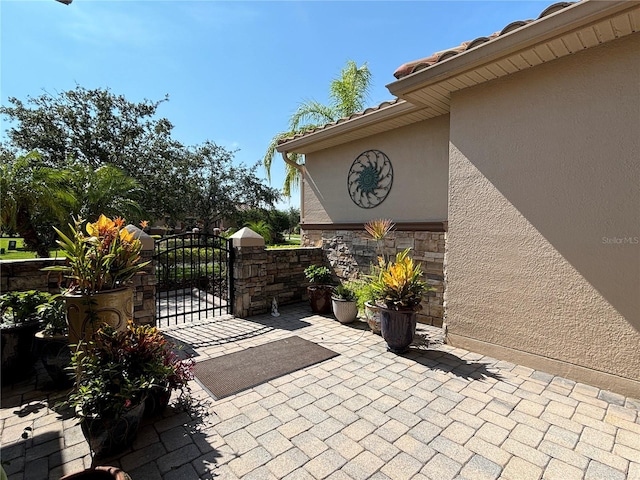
[1,304,639,480]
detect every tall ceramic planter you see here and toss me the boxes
[65,288,134,346]
[378,304,417,354]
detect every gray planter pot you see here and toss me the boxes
[331,298,358,324]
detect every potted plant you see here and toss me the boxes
[353,278,382,335]
[361,219,395,334]
[0,290,50,384]
[122,322,195,418]
[43,215,150,346]
[67,323,150,459]
[370,248,431,353]
[364,218,395,261]
[67,320,194,458]
[34,294,74,388]
[331,283,358,324]
[304,264,334,314]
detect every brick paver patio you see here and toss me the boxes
[2,304,639,479]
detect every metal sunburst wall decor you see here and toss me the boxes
[347,150,393,209]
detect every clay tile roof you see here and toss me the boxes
[276,98,402,146]
[393,1,575,80]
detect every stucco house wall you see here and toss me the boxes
[446,33,640,396]
[302,115,449,225]
[299,116,450,326]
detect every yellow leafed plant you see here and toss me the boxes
[370,248,430,310]
[44,215,150,294]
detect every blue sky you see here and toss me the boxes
[1,0,550,210]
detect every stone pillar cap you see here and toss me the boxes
[230,227,265,247]
[126,224,154,251]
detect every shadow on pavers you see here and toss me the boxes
[402,348,505,382]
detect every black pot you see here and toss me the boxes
[144,385,171,418]
[35,331,74,388]
[307,286,332,314]
[378,305,417,354]
[1,319,41,384]
[81,401,146,459]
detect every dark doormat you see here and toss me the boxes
[195,336,339,399]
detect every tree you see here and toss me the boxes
[1,86,281,232]
[286,207,300,236]
[66,162,144,222]
[263,60,372,196]
[0,86,191,219]
[0,152,74,257]
[188,142,281,233]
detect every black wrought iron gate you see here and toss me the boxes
[154,233,233,326]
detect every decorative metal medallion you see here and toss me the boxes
[347,150,393,209]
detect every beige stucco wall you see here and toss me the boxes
[302,115,449,225]
[446,33,640,396]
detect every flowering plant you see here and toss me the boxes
[45,215,149,294]
[68,323,151,420]
[370,248,430,310]
[68,321,194,420]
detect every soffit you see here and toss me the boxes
[387,1,640,109]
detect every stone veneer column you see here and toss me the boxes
[230,228,267,318]
[127,225,156,326]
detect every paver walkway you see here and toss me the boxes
[1,304,639,479]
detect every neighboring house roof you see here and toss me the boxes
[278,0,639,154]
[392,2,575,80]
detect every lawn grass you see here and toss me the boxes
[0,237,62,260]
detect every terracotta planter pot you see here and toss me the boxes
[378,304,417,354]
[331,298,358,324]
[65,288,134,346]
[0,319,41,384]
[80,401,145,459]
[364,301,381,335]
[307,286,332,314]
[60,466,131,480]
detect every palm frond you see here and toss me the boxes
[289,100,337,131]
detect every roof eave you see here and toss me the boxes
[276,100,424,155]
[386,0,635,100]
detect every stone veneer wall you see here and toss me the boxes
[302,228,446,326]
[233,246,325,317]
[0,258,66,294]
[0,252,156,326]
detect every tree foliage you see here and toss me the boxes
[188,142,280,234]
[0,152,74,256]
[0,86,281,252]
[263,60,372,196]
